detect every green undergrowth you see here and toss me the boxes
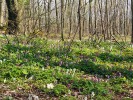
[0,36,133,99]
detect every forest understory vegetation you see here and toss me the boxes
[0,34,133,100]
[0,0,133,99]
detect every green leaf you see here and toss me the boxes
[22,69,28,75]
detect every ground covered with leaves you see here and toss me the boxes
[0,35,133,100]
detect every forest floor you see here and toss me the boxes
[0,35,133,100]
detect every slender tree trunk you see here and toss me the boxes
[123,2,126,41]
[94,0,97,35]
[37,0,41,30]
[131,0,133,43]
[98,0,105,40]
[89,0,92,35]
[0,0,2,26]
[68,0,74,38]
[47,0,52,35]
[55,0,59,33]
[44,0,47,33]
[82,0,86,37]
[126,0,129,35]
[78,0,82,40]
[61,0,64,41]
[5,0,19,34]
[105,0,109,39]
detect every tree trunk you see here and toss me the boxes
[131,0,133,43]
[0,0,2,26]
[78,0,82,40]
[5,0,19,34]
[89,0,92,35]
[47,0,52,35]
[55,0,59,33]
[61,0,64,41]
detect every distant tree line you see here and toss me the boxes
[0,0,133,43]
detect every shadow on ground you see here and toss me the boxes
[1,44,133,79]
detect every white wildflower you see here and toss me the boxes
[130,44,133,48]
[28,75,34,80]
[3,59,6,62]
[96,45,100,48]
[70,69,72,73]
[66,69,69,74]
[47,83,54,89]
[42,67,44,71]
[66,63,68,67]
[32,95,39,100]
[43,85,46,88]
[28,94,39,100]
[28,94,32,100]
[101,47,105,52]
[72,68,76,77]
[0,60,2,64]
[4,78,6,83]
[13,78,16,81]
[73,68,76,72]
[84,96,88,100]
[91,92,95,98]
[70,62,73,65]
[68,90,71,95]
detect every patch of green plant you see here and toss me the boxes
[110,77,128,85]
[60,96,76,100]
[53,84,69,96]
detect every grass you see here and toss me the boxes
[0,35,133,100]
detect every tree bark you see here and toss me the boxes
[61,0,64,41]
[131,0,133,43]
[47,0,52,35]
[78,0,82,40]
[0,0,2,26]
[5,0,19,34]
[55,0,59,34]
[89,0,92,35]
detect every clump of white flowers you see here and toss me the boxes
[28,94,39,100]
[91,91,95,99]
[66,69,69,74]
[0,59,6,64]
[66,68,77,77]
[47,83,54,89]
[72,68,76,77]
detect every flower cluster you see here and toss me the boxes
[0,59,6,64]
[46,83,54,89]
